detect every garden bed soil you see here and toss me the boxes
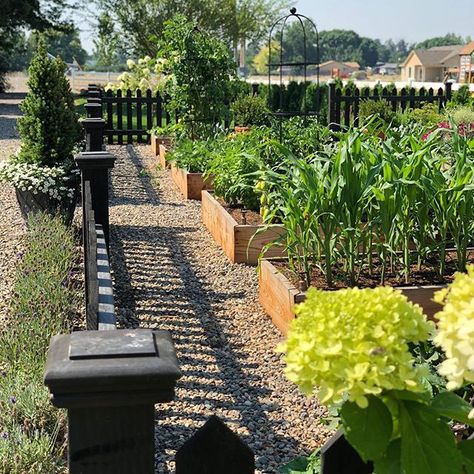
[201,190,286,265]
[258,253,471,335]
[223,203,263,226]
[170,164,213,201]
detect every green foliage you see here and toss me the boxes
[260,121,474,286]
[159,14,236,137]
[399,102,444,127]
[206,129,269,210]
[29,28,88,65]
[16,38,81,169]
[359,99,396,125]
[167,135,222,173]
[415,33,470,49]
[451,85,472,106]
[278,449,321,474]
[231,94,270,127]
[0,213,79,473]
[452,106,474,125]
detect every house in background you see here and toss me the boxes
[373,62,400,75]
[459,40,474,83]
[401,45,463,82]
[319,60,360,78]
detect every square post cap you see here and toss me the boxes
[75,151,116,170]
[44,329,181,408]
[85,103,102,118]
[80,117,106,130]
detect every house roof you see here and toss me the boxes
[460,40,474,55]
[402,45,464,67]
[320,60,360,69]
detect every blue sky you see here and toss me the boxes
[295,0,474,42]
[78,0,474,53]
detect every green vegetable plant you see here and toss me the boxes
[166,134,224,173]
[231,94,270,127]
[279,278,474,474]
[158,14,236,139]
[259,119,474,287]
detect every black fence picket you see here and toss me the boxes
[101,89,178,144]
[328,81,452,130]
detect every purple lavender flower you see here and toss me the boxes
[10,397,16,404]
[1,432,8,439]
[17,251,24,259]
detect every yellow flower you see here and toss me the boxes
[278,286,433,408]
[434,265,474,391]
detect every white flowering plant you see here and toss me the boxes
[279,285,474,474]
[0,161,78,201]
[105,56,165,92]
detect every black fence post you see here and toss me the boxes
[328,81,338,131]
[321,431,373,474]
[44,329,181,474]
[75,151,115,248]
[445,81,453,102]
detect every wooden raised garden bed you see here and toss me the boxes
[201,190,286,265]
[171,164,213,201]
[158,144,169,169]
[150,134,172,156]
[259,259,444,336]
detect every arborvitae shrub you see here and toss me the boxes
[16,38,81,169]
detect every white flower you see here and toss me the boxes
[126,59,135,69]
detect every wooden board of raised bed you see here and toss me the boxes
[201,190,286,265]
[171,164,213,201]
[158,144,169,169]
[150,134,172,157]
[259,259,444,336]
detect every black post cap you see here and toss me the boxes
[75,151,116,170]
[85,103,102,119]
[44,329,181,408]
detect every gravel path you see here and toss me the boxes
[109,144,330,473]
[0,94,24,322]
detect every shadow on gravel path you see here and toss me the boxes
[108,144,329,474]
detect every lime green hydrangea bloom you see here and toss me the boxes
[279,286,433,408]
[434,266,474,409]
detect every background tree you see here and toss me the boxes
[93,0,287,60]
[415,33,470,49]
[93,12,120,70]
[0,0,76,91]
[28,28,88,65]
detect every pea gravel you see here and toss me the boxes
[109,144,331,473]
[0,94,24,323]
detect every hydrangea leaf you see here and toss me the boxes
[431,391,474,426]
[341,395,393,462]
[373,439,401,474]
[399,400,462,474]
[458,440,474,474]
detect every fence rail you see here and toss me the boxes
[83,179,115,330]
[328,81,452,130]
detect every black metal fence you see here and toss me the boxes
[328,81,453,130]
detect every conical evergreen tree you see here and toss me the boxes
[17,37,81,168]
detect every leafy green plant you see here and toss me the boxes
[158,14,236,138]
[231,94,269,127]
[399,102,444,127]
[0,213,80,473]
[452,106,474,126]
[451,85,472,106]
[359,99,397,126]
[167,135,223,173]
[260,120,474,286]
[205,129,269,210]
[279,282,474,474]
[278,449,321,474]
